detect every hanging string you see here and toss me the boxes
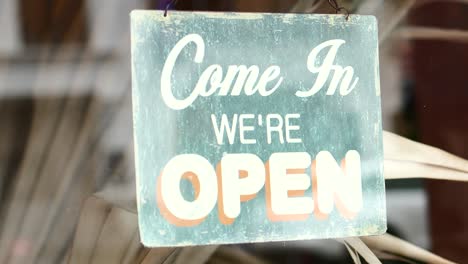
[163,0,349,19]
[163,0,179,17]
[327,0,350,20]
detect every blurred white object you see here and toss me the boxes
[86,0,146,54]
[0,0,22,55]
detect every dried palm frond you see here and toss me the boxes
[341,237,381,264]
[395,26,468,43]
[361,234,455,264]
[384,131,468,181]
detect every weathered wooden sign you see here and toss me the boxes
[131,10,386,247]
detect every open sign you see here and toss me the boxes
[157,151,362,226]
[131,11,386,247]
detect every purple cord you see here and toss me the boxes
[156,0,170,10]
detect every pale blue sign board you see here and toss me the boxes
[131,10,386,247]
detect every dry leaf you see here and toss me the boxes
[340,238,382,264]
[362,234,455,264]
[371,250,419,264]
[396,26,468,43]
[344,242,361,264]
[383,131,468,181]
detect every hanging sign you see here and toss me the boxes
[131,10,386,247]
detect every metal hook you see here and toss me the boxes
[163,0,179,17]
[327,0,350,20]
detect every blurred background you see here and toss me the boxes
[0,0,467,263]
